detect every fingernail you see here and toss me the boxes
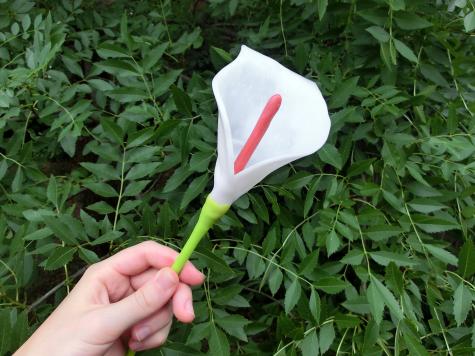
[130,341,142,351]
[184,298,195,318]
[134,325,151,342]
[157,268,177,289]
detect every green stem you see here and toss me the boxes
[171,195,229,273]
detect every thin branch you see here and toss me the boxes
[27,267,87,312]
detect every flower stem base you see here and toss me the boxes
[171,195,229,274]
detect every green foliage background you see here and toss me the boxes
[1,0,475,354]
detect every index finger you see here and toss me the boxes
[104,241,204,283]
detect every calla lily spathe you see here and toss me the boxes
[210,45,331,205]
[171,45,331,274]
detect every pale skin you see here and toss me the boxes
[15,241,205,356]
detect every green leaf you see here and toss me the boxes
[369,251,417,267]
[143,42,168,71]
[314,277,349,294]
[400,320,429,356]
[319,323,335,354]
[458,240,475,278]
[86,201,115,214]
[424,244,458,266]
[43,216,78,244]
[366,26,390,42]
[126,128,155,149]
[23,227,53,241]
[387,0,405,11]
[12,166,23,192]
[180,174,208,210]
[123,180,150,196]
[420,64,449,87]
[80,162,119,180]
[318,143,343,170]
[195,246,235,275]
[0,160,8,181]
[97,42,129,58]
[317,0,328,20]
[393,39,418,63]
[329,76,359,109]
[23,209,55,222]
[101,118,123,143]
[367,281,384,324]
[97,59,140,76]
[46,175,58,207]
[119,200,141,214]
[84,182,118,198]
[106,87,148,103]
[0,310,11,355]
[284,278,302,314]
[412,214,459,233]
[209,326,230,356]
[189,151,212,173]
[408,198,447,213]
[125,162,160,180]
[120,11,133,47]
[299,329,319,356]
[453,283,472,326]
[91,230,123,245]
[126,146,160,162]
[216,315,250,342]
[365,225,403,241]
[246,250,265,278]
[385,262,404,296]
[62,55,83,77]
[171,85,192,116]
[370,275,404,321]
[269,268,283,295]
[154,69,183,96]
[162,166,193,192]
[326,230,340,256]
[304,177,321,217]
[22,14,31,31]
[309,287,321,322]
[394,13,432,30]
[249,193,269,224]
[464,11,475,32]
[210,46,232,69]
[78,247,100,264]
[187,322,210,344]
[88,79,114,91]
[340,249,364,265]
[347,158,375,178]
[45,246,76,270]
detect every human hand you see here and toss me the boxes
[15,241,205,356]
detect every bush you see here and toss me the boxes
[0,0,474,355]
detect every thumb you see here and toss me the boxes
[101,267,179,333]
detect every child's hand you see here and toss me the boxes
[15,241,205,356]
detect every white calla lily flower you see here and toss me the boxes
[210,45,331,205]
[171,45,331,274]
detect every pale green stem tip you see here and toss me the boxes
[171,195,229,274]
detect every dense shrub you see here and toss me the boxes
[0,0,474,354]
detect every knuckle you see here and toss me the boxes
[84,263,100,278]
[154,331,169,347]
[140,240,157,249]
